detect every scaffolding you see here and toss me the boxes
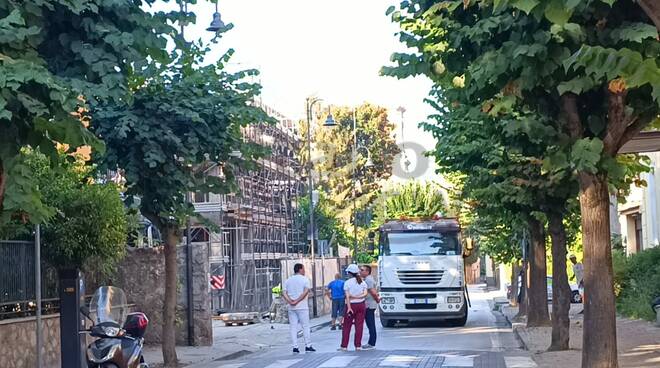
[193,104,306,313]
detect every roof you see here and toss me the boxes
[619,131,660,154]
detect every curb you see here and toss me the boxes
[511,324,529,351]
[499,307,528,351]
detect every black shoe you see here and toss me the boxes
[305,346,316,352]
[331,325,337,331]
[293,348,300,354]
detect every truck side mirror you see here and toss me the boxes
[463,238,474,258]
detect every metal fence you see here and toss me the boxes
[0,240,59,320]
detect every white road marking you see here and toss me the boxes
[318,355,358,367]
[490,329,504,351]
[440,353,475,367]
[216,364,245,368]
[264,359,303,368]
[379,355,421,367]
[504,356,538,368]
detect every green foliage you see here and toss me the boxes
[300,103,399,252]
[355,252,376,264]
[296,194,352,254]
[384,0,658,267]
[307,103,400,227]
[611,249,628,297]
[1,150,127,273]
[371,181,447,226]
[91,39,272,229]
[0,0,173,221]
[615,247,660,321]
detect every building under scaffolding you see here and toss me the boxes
[192,103,306,313]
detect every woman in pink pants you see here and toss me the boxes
[339,264,368,351]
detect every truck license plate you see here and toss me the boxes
[414,298,428,304]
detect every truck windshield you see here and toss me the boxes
[383,231,461,256]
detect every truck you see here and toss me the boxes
[377,217,469,327]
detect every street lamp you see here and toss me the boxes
[324,108,337,127]
[350,107,374,260]
[206,2,225,32]
[305,97,335,317]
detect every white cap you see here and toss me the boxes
[345,264,360,274]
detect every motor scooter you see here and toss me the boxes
[80,286,149,368]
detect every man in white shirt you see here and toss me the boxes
[570,254,585,312]
[283,263,316,354]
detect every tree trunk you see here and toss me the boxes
[579,172,618,368]
[548,212,571,351]
[527,218,550,327]
[0,158,6,213]
[639,0,660,31]
[162,224,180,367]
[511,262,520,307]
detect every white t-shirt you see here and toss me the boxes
[573,263,584,285]
[284,274,311,310]
[344,277,368,304]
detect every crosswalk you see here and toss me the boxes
[215,351,537,368]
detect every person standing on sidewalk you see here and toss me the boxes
[325,273,345,330]
[283,263,316,354]
[360,265,380,350]
[570,254,585,313]
[339,264,368,351]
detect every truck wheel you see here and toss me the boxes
[380,316,394,328]
[448,304,468,327]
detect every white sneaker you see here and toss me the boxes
[362,344,375,350]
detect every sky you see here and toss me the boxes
[168,0,439,181]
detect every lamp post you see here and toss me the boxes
[351,107,373,261]
[305,97,335,317]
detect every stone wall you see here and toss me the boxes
[0,314,60,368]
[113,245,212,346]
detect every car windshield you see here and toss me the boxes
[383,231,461,256]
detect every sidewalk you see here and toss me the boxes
[501,304,660,367]
[143,314,333,367]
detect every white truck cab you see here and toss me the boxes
[377,218,468,327]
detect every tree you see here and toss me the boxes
[384,1,659,365]
[296,194,352,255]
[91,39,271,366]
[304,103,400,238]
[1,150,127,274]
[0,0,172,223]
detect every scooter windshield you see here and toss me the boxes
[90,286,129,325]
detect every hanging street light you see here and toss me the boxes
[206,2,225,32]
[323,109,337,127]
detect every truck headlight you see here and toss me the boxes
[446,296,461,304]
[381,297,395,304]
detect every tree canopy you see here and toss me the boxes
[383,0,659,365]
[0,0,173,222]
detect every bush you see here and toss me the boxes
[612,250,629,298]
[616,247,660,321]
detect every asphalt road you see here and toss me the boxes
[190,286,537,368]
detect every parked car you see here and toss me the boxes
[546,276,582,303]
[505,277,582,304]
